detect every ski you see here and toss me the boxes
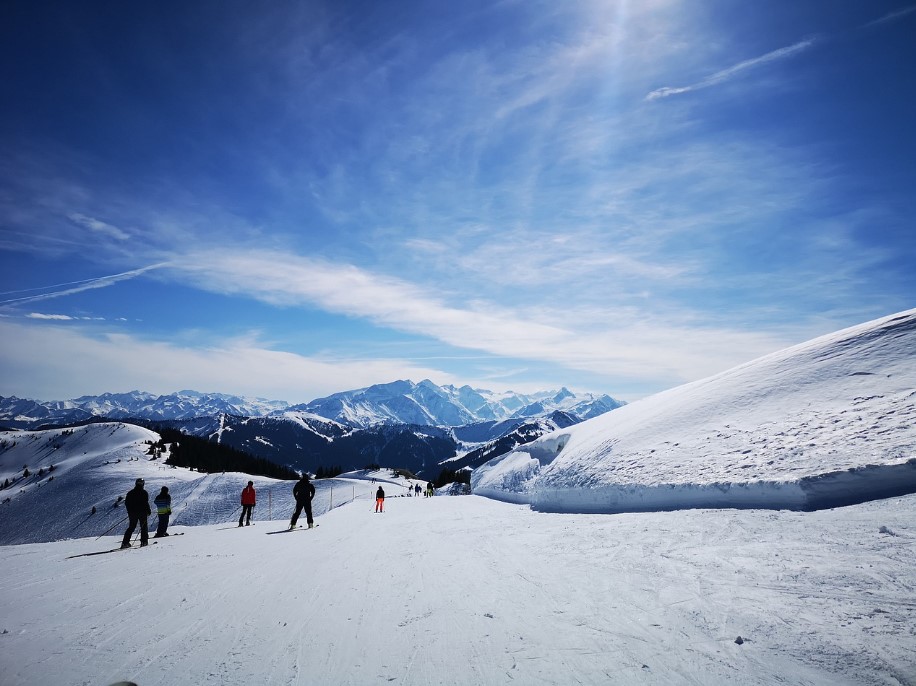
[67,541,158,559]
[266,524,319,535]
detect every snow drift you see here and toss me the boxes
[472,309,916,513]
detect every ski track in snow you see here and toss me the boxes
[2,494,915,685]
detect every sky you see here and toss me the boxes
[1,0,915,404]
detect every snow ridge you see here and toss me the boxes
[473,309,916,513]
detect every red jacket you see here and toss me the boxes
[241,485,256,506]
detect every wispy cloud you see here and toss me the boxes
[646,38,818,100]
[864,5,916,27]
[0,265,164,307]
[26,313,107,321]
[27,313,75,320]
[0,320,464,403]
[166,248,798,387]
[68,212,131,241]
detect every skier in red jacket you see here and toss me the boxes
[239,481,256,527]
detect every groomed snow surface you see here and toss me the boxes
[0,492,914,685]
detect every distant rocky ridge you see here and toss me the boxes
[292,379,623,428]
[0,381,625,478]
[0,380,624,430]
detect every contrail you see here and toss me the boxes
[0,264,166,306]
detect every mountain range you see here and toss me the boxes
[0,381,625,478]
[0,381,622,430]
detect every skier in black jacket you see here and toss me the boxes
[289,474,315,529]
[121,478,151,548]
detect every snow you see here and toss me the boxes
[0,424,409,545]
[473,309,916,513]
[2,309,916,684]
[1,491,915,685]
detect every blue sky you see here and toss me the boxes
[1,0,914,404]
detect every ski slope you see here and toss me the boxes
[0,422,417,545]
[1,492,914,685]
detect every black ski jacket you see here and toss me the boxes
[125,486,151,517]
[293,478,315,502]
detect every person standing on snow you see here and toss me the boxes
[375,485,385,513]
[290,473,315,529]
[426,482,434,497]
[239,481,256,527]
[121,478,151,548]
[153,486,171,538]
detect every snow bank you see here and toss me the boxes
[473,309,916,513]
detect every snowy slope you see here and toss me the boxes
[1,404,915,683]
[0,423,413,545]
[473,309,916,512]
[1,493,914,685]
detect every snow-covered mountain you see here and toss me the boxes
[0,390,290,428]
[473,308,916,513]
[0,381,624,430]
[166,412,456,477]
[443,411,581,473]
[293,379,624,427]
[0,382,624,477]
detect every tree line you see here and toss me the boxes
[152,428,300,480]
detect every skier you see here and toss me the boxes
[153,486,171,538]
[239,480,256,527]
[415,483,421,497]
[426,482,434,497]
[289,473,315,529]
[375,485,385,513]
[121,478,151,548]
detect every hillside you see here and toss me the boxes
[0,423,418,546]
[473,309,916,512]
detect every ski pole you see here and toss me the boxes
[97,515,128,539]
[227,504,242,523]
